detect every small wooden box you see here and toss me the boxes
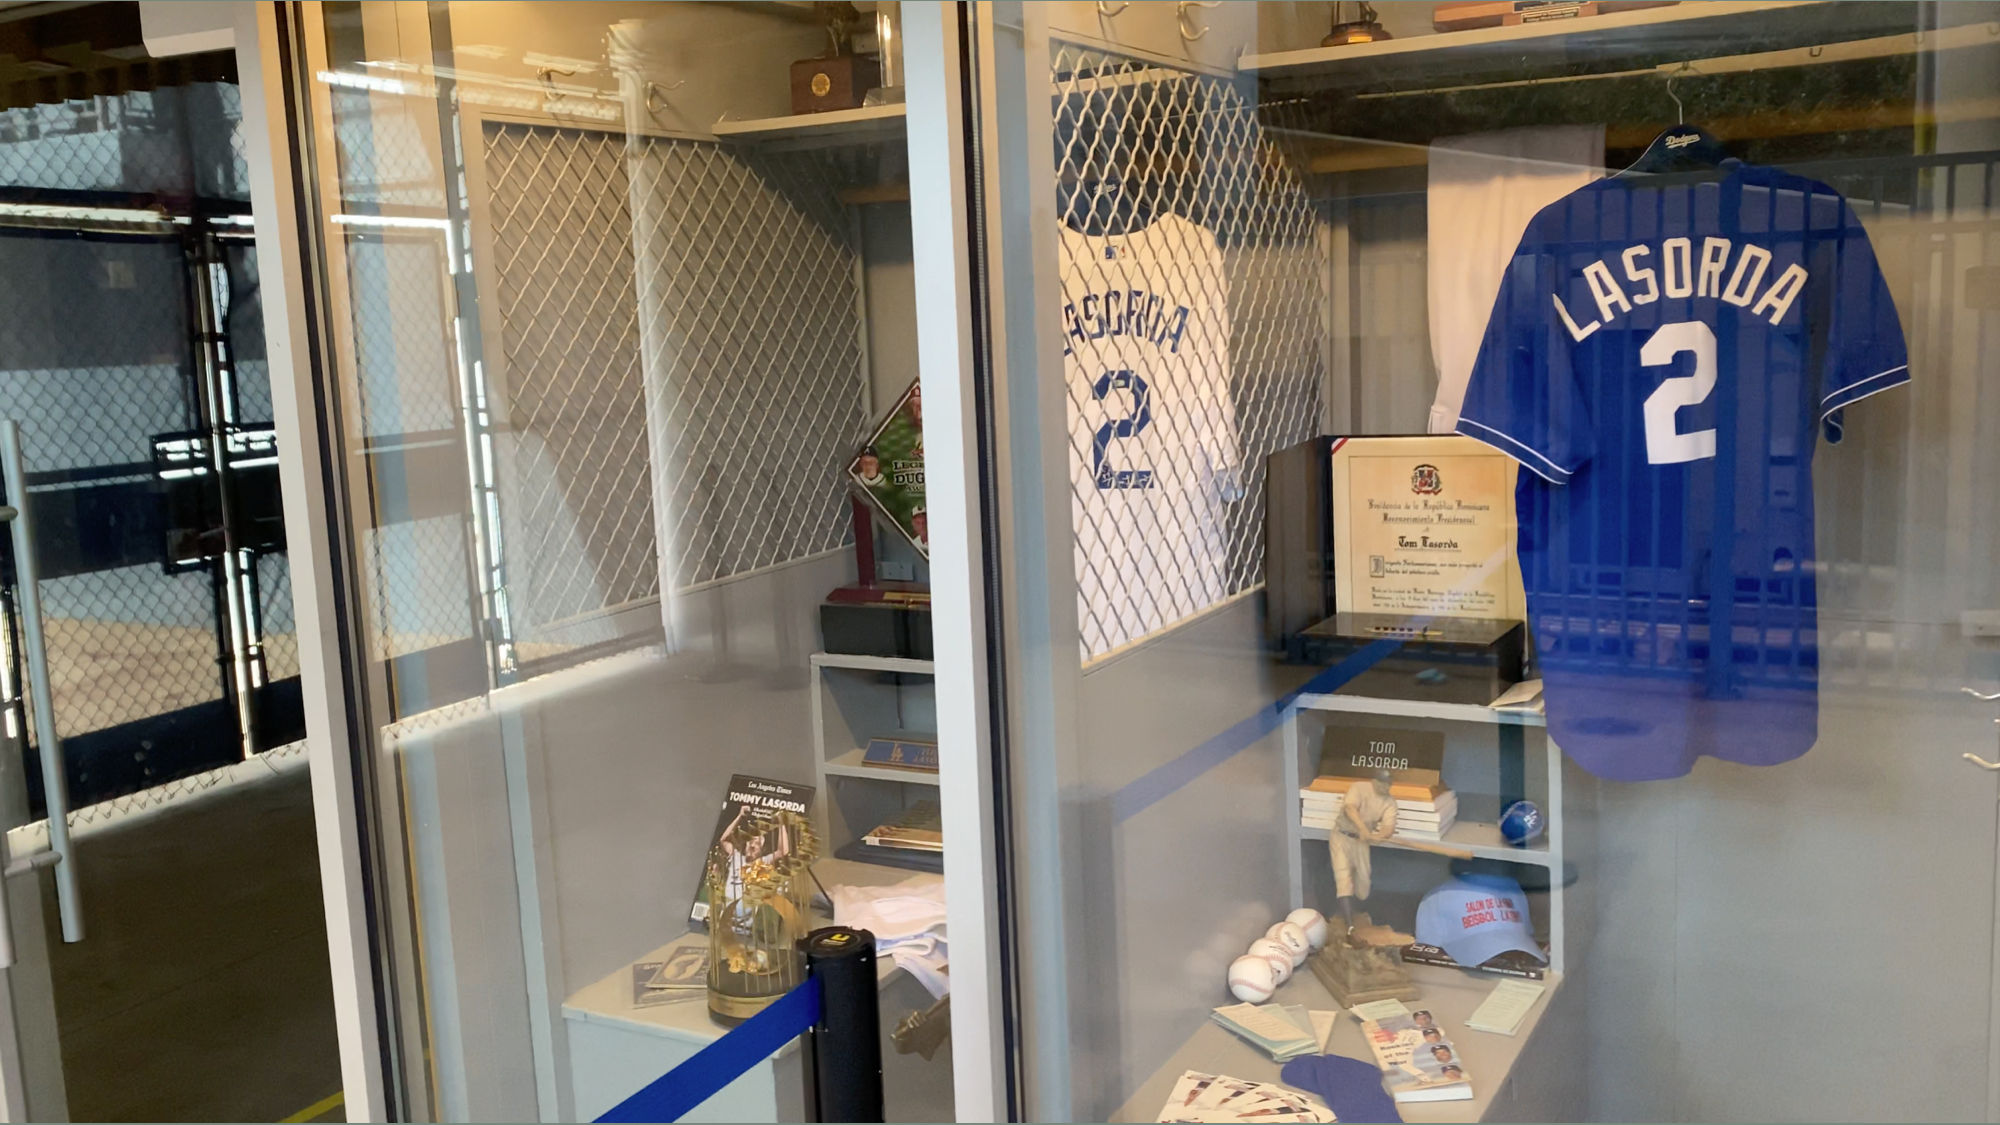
[790,53,880,115]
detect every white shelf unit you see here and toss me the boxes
[1241,1,1929,93]
[1283,692,1567,975]
[711,103,907,148]
[809,651,938,857]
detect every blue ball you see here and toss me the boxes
[1499,800,1545,846]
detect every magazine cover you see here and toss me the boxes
[687,775,816,929]
[849,378,927,558]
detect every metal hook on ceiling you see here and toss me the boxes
[1177,0,1221,42]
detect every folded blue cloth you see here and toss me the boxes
[1279,1053,1403,1124]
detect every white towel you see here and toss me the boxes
[829,874,951,998]
[1427,126,1604,434]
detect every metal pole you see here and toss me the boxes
[186,224,259,760]
[802,925,884,1123]
[0,422,81,943]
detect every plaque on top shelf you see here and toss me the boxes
[1329,435,1526,623]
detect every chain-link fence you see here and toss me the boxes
[337,228,487,671]
[471,118,871,673]
[0,234,220,752]
[0,80,300,811]
[482,122,657,656]
[628,136,872,593]
[1052,46,1326,660]
[0,84,247,200]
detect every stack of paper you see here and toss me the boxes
[1155,1071,1335,1123]
[1487,678,1544,713]
[1210,1002,1320,1062]
[1465,979,1546,1036]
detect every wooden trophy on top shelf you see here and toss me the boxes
[1308,770,1473,1006]
[821,378,931,660]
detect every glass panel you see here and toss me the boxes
[0,2,332,1120]
[293,2,950,1120]
[969,3,2000,1122]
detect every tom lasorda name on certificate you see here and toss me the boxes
[1330,436,1527,622]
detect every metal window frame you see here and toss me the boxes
[917,3,1097,1120]
[239,2,406,1119]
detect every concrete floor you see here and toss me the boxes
[42,767,343,1122]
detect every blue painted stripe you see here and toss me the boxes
[1108,636,1407,824]
[596,976,822,1123]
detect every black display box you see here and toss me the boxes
[1293,612,1525,706]
[820,592,933,661]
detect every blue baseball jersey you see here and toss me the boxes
[1457,160,1907,781]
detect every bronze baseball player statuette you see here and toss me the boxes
[1309,768,1471,1005]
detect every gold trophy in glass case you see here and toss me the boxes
[704,807,820,1024]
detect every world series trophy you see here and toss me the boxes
[1309,769,1472,1005]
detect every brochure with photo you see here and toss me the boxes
[1360,1009,1473,1103]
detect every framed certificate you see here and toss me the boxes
[1328,435,1526,622]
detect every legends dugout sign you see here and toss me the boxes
[849,378,927,558]
[1329,435,1525,622]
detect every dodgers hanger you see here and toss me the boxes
[1618,65,1730,178]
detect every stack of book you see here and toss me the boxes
[1299,777,1458,841]
[841,799,945,871]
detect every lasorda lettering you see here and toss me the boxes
[1061,287,1191,355]
[1551,235,1808,339]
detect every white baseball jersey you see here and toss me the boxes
[1061,209,1240,657]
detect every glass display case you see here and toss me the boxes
[256,2,2000,1122]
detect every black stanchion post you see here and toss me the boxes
[802,925,884,1123]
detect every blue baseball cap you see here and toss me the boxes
[1415,873,1547,969]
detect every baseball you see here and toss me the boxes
[1227,953,1278,1002]
[1247,938,1294,982]
[1267,921,1311,966]
[1286,908,1329,951]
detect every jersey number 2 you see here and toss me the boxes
[1092,370,1155,489]
[1641,320,1718,465]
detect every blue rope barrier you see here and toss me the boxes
[595,975,823,1123]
